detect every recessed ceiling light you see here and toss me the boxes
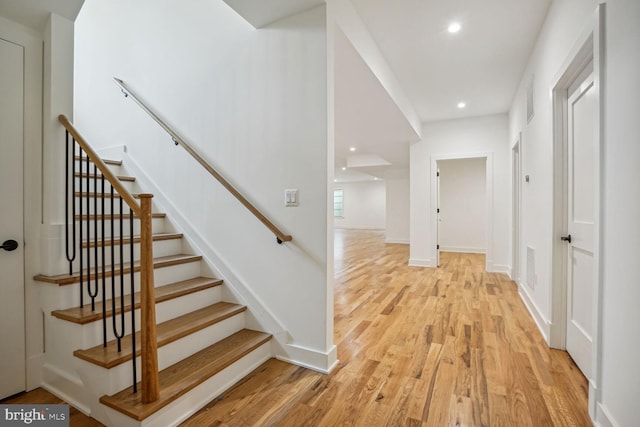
[448,22,461,33]
[457,102,466,109]
[349,147,356,152]
[341,167,346,171]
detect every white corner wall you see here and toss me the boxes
[438,158,486,253]
[74,1,334,370]
[333,181,385,230]
[410,114,510,271]
[385,177,409,244]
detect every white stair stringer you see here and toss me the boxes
[101,341,273,427]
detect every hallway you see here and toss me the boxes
[183,229,590,425]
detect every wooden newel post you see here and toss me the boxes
[139,194,160,403]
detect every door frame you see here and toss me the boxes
[511,133,522,282]
[550,5,605,418]
[0,16,44,392]
[430,152,493,271]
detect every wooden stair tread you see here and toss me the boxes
[100,329,272,421]
[75,155,122,166]
[74,302,246,368]
[74,172,135,182]
[74,212,166,220]
[83,232,183,248]
[51,277,222,324]
[34,254,202,286]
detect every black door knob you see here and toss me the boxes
[1,239,18,251]
[560,234,572,243]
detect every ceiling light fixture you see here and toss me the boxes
[341,167,346,171]
[457,102,466,109]
[349,147,356,152]
[448,22,461,33]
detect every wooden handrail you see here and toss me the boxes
[112,78,292,244]
[59,114,160,403]
[59,115,141,217]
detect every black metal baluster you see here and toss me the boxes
[64,131,76,275]
[78,146,84,308]
[85,155,91,309]
[116,196,126,352]
[110,186,118,349]
[130,208,137,393]
[90,163,99,312]
[101,175,107,347]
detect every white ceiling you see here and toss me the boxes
[349,0,552,123]
[0,0,84,31]
[335,0,551,182]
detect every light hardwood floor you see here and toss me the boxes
[2,229,591,426]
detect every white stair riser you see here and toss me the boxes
[50,285,222,351]
[39,261,203,311]
[73,178,137,194]
[74,160,122,174]
[101,341,273,427]
[68,238,182,271]
[73,217,166,238]
[76,312,246,396]
[74,196,143,215]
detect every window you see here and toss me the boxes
[333,189,344,218]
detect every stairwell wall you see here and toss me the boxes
[74,1,334,371]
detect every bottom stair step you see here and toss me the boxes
[99,329,272,421]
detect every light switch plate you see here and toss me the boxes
[285,189,298,207]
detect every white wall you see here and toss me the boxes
[509,1,640,425]
[410,114,510,271]
[74,0,334,370]
[385,177,409,243]
[438,158,486,253]
[598,1,640,426]
[509,0,599,336]
[334,180,385,230]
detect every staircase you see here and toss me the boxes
[34,153,273,427]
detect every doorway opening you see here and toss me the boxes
[431,153,493,271]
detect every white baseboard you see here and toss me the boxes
[408,258,435,268]
[41,363,91,416]
[26,353,44,391]
[439,246,485,254]
[491,264,510,275]
[595,401,619,427]
[517,281,549,342]
[385,238,409,244]
[276,343,338,374]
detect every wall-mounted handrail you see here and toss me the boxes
[59,114,160,404]
[112,78,293,244]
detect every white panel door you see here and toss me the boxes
[0,37,26,399]
[565,72,596,378]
